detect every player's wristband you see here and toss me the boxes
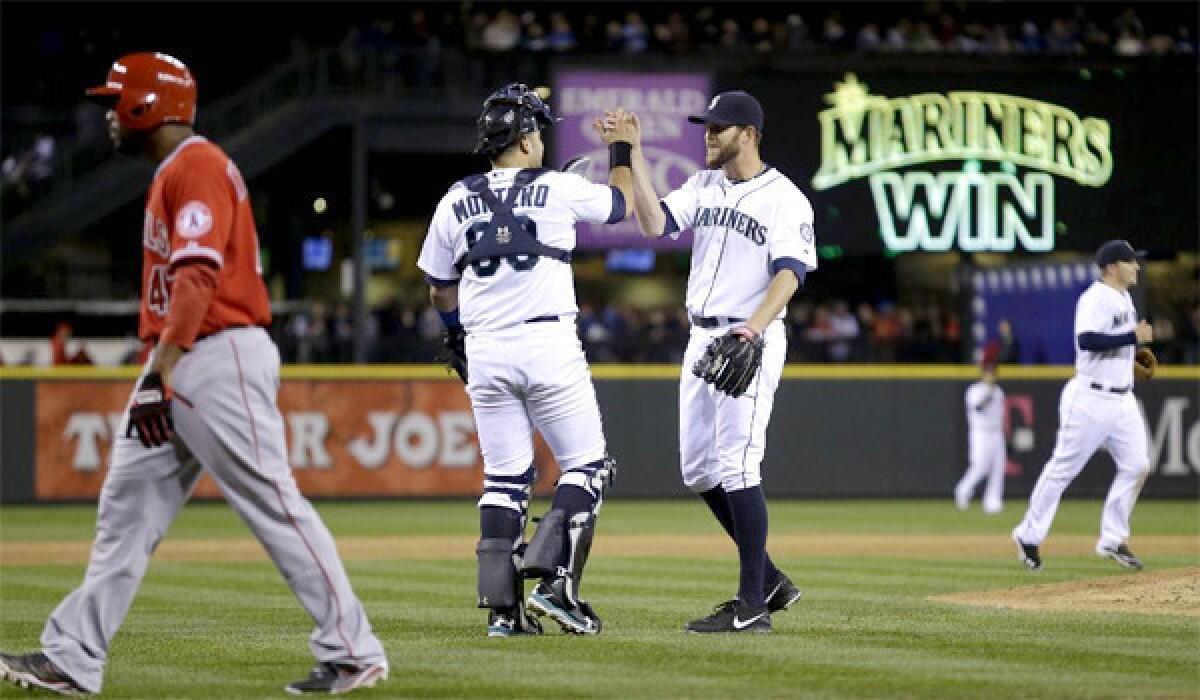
[609,141,633,170]
[437,309,461,331]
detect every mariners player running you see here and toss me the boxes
[608,91,809,633]
[1012,240,1154,571]
[954,361,1007,514]
[417,83,633,636]
[0,54,387,696]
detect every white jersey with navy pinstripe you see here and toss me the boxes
[418,167,621,333]
[1073,281,1137,387]
[661,167,818,320]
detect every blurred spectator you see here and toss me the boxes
[546,12,577,52]
[621,12,649,53]
[604,20,625,51]
[821,12,848,49]
[482,10,521,52]
[1112,7,1145,41]
[1114,27,1144,56]
[996,318,1021,364]
[856,22,882,52]
[750,17,774,53]
[51,322,94,365]
[1015,20,1044,53]
[783,14,810,50]
[885,18,913,51]
[828,301,860,362]
[1174,26,1195,54]
[910,22,940,52]
[1045,18,1083,55]
[523,18,549,52]
[656,11,692,54]
[934,13,958,46]
[719,18,743,51]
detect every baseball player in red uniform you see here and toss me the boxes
[0,53,387,696]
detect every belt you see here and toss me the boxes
[1089,382,1130,395]
[690,314,746,329]
[525,315,562,324]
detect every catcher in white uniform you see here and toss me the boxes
[607,90,810,633]
[955,363,1007,514]
[1012,240,1156,571]
[418,83,633,636]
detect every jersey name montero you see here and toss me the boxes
[418,167,621,332]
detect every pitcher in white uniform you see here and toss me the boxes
[608,91,810,633]
[418,83,633,636]
[955,364,1007,514]
[1012,240,1154,571]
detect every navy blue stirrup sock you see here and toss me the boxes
[727,485,769,609]
[701,486,781,588]
[551,484,595,518]
[480,506,522,541]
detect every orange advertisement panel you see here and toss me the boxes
[35,380,560,501]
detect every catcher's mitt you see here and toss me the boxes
[692,330,764,397]
[1134,347,1157,381]
[442,327,468,383]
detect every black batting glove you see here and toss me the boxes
[126,371,174,448]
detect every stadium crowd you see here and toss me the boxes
[272,298,968,365]
[4,3,1196,200]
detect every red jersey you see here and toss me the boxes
[139,136,271,343]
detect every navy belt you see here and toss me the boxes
[525,315,561,324]
[690,314,746,329]
[1089,382,1129,394]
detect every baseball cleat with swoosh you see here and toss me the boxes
[685,599,772,634]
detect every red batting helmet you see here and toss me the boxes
[86,52,197,131]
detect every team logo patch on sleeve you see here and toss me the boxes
[176,201,213,239]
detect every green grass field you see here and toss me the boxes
[2,499,1197,698]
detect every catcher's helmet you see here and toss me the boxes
[474,82,556,156]
[86,52,197,132]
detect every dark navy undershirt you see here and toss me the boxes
[607,187,626,224]
[1078,331,1137,351]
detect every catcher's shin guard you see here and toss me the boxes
[563,511,597,600]
[519,509,566,579]
[477,538,519,608]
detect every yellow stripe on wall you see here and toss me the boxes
[2,364,1196,381]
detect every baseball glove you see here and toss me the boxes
[1134,347,1157,381]
[442,327,468,383]
[692,330,764,397]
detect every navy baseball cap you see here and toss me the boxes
[1095,239,1145,267]
[688,91,764,132]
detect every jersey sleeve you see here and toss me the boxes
[1073,288,1109,336]
[562,172,624,224]
[417,193,462,285]
[164,155,236,270]
[767,189,819,278]
[660,172,704,237]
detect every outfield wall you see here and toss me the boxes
[1,366,1196,503]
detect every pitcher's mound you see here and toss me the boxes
[932,566,1200,617]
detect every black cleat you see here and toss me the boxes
[488,606,544,637]
[526,578,601,635]
[1097,543,1144,570]
[765,572,803,613]
[1012,532,1043,571]
[0,652,88,696]
[685,599,772,634]
[284,660,388,695]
